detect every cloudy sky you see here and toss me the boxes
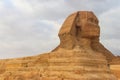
[0,0,120,59]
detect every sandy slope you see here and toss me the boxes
[110,65,120,80]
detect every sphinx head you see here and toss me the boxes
[58,11,100,49]
[76,11,100,38]
[53,11,114,62]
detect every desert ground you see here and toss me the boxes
[110,65,120,80]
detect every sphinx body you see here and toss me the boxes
[0,11,118,80]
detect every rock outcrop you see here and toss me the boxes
[0,11,118,80]
[110,56,120,65]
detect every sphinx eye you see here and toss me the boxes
[88,18,94,22]
[88,18,98,24]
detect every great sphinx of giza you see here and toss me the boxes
[54,11,115,62]
[0,11,118,80]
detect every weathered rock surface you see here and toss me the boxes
[111,56,120,65]
[0,11,118,80]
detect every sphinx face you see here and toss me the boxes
[76,12,100,38]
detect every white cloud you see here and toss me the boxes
[99,7,120,39]
[0,1,4,10]
[10,0,34,14]
[99,6,120,55]
[0,0,120,59]
[101,39,120,55]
